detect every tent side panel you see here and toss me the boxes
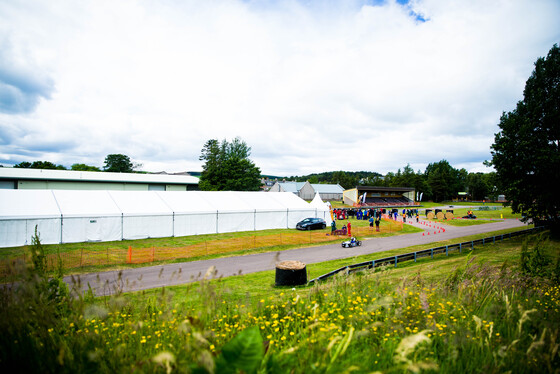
[217,212,254,233]
[255,211,287,230]
[26,219,61,246]
[123,215,173,239]
[0,220,29,247]
[174,213,217,236]
[62,217,122,243]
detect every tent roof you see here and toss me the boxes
[155,191,217,214]
[0,190,60,219]
[109,191,174,215]
[0,190,316,219]
[196,191,254,212]
[268,191,313,209]
[53,190,122,217]
[309,193,329,210]
[234,191,289,211]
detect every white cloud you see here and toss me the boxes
[0,0,558,175]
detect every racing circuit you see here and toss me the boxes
[65,214,527,296]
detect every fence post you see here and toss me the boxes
[128,246,132,263]
[482,238,485,246]
[459,243,462,253]
[471,241,474,249]
[414,252,417,262]
[394,256,398,267]
[431,248,433,259]
[372,260,375,269]
[493,236,495,244]
[446,245,448,256]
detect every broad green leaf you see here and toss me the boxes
[220,326,264,373]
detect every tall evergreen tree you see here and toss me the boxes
[199,137,261,191]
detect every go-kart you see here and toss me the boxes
[341,237,362,248]
[462,213,477,219]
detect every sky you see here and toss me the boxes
[0,0,559,177]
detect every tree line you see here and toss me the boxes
[11,154,140,173]
[288,161,497,202]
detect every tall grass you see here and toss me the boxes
[1,232,558,373]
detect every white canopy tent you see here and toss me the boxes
[0,190,62,247]
[54,190,122,243]
[0,190,330,248]
[309,193,332,223]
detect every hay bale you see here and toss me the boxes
[436,212,444,220]
[427,212,435,220]
[275,260,307,286]
[445,212,454,220]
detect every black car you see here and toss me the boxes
[296,218,327,230]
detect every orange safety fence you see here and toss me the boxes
[0,219,402,276]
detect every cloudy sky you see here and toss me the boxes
[0,0,558,176]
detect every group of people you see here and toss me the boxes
[368,215,382,231]
[331,220,352,235]
[387,208,419,223]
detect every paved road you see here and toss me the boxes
[65,218,526,296]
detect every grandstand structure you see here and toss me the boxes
[343,186,416,207]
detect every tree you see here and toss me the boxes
[103,154,135,173]
[424,160,465,202]
[466,172,491,201]
[71,163,101,172]
[199,138,261,191]
[14,161,66,170]
[13,161,32,168]
[331,171,358,189]
[198,139,222,190]
[488,44,560,225]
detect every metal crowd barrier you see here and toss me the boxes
[308,226,545,284]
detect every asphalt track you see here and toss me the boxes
[64,215,527,296]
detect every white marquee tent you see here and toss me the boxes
[0,190,332,247]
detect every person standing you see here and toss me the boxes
[347,222,352,237]
[375,217,380,232]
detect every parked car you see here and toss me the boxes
[296,218,327,230]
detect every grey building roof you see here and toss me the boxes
[278,181,308,193]
[310,183,344,193]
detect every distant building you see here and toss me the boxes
[0,168,199,191]
[269,181,344,200]
[343,186,416,206]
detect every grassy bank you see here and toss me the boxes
[2,227,558,373]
